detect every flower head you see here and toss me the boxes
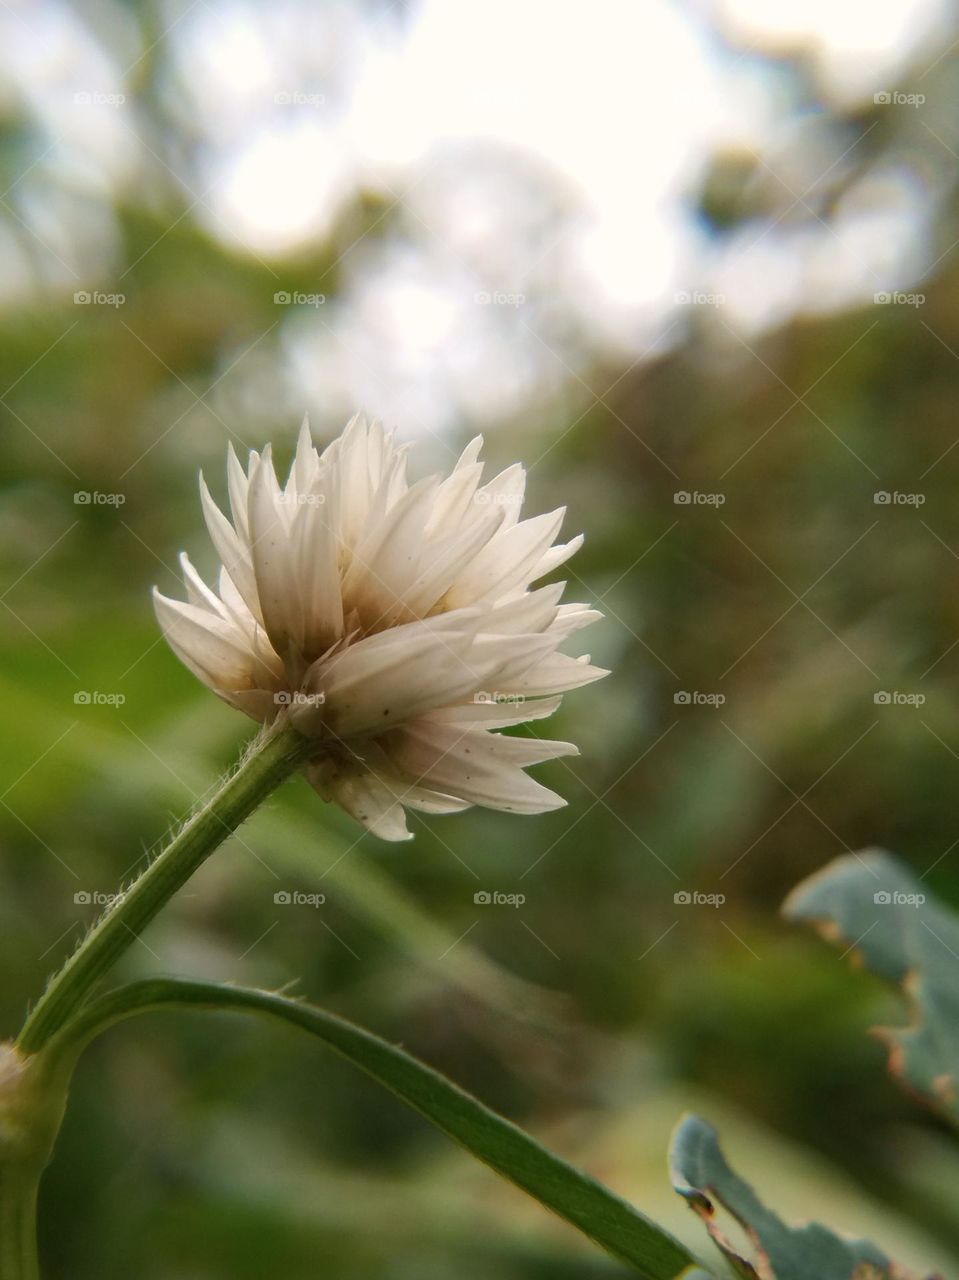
[155,415,607,840]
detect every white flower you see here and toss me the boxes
[154,415,608,841]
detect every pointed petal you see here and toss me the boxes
[247,447,303,659]
[226,444,251,540]
[424,693,563,729]
[199,473,262,623]
[292,414,318,495]
[327,768,413,841]
[386,721,576,814]
[289,482,344,653]
[532,533,584,581]
[153,588,255,692]
[299,611,487,738]
[513,652,610,696]
[444,508,566,607]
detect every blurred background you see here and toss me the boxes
[1,0,959,1275]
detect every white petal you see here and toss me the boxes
[532,533,584,581]
[551,603,604,637]
[226,444,251,540]
[469,631,560,688]
[300,611,486,738]
[292,414,318,496]
[456,436,484,470]
[444,509,566,607]
[485,582,565,634]
[400,786,471,815]
[326,413,382,550]
[153,589,254,692]
[387,721,576,814]
[247,446,304,660]
[425,449,486,535]
[179,553,229,620]
[289,479,343,653]
[473,462,526,530]
[424,694,562,729]
[326,768,413,841]
[512,652,610,696]
[402,504,504,618]
[199,473,262,623]
[341,475,440,627]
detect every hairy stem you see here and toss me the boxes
[17,723,313,1055]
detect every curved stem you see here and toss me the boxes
[42,980,700,1280]
[17,723,314,1055]
[0,1164,40,1280]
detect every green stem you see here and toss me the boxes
[17,723,313,1056]
[43,980,702,1279]
[0,1164,40,1280]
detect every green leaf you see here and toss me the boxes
[45,980,704,1280]
[783,850,959,1123]
[669,1114,930,1280]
